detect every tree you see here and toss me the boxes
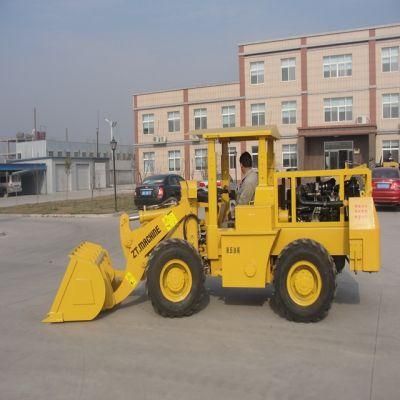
[64,156,71,200]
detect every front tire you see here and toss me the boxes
[147,239,207,317]
[272,239,336,322]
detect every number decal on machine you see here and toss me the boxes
[162,211,178,231]
[125,272,137,286]
[226,246,240,254]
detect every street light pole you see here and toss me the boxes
[110,137,118,212]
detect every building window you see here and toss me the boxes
[74,152,79,157]
[282,101,297,124]
[89,152,94,157]
[324,97,353,122]
[251,103,265,126]
[195,148,207,171]
[282,144,297,169]
[57,151,63,157]
[382,140,399,162]
[168,111,180,132]
[48,151,54,157]
[250,61,264,84]
[82,152,86,157]
[168,150,181,172]
[143,152,155,174]
[66,152,71,157]
[103,153,108,158]
[229,146,237,169]
[17,153,21,159]
[143,114,154,134]
[281,58,296,81]
[251,146,258,169]
[382,46,399,72]
[194,108,207,130]
[323,54,352,78]
[382,93,399,119]
[222,106,235,128]
[116,153,121,160]
[127,153,132,160]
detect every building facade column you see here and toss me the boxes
[133,94,140,184]
[368,28,377,166]
[369,28,377,126]
[297,135,305,171]
[300,37,308,170]
[368,132,377,166]
[183,88,190,179]
[239,45,246,156]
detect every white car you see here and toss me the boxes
[0,173,22,197]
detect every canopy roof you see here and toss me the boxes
[0,163,47,172]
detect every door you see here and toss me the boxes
[76,164,89,190]
[94,163,106,188]
[324,141,353,169]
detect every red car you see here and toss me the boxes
[372,167,400,207]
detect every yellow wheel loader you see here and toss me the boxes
[43,127,380,323]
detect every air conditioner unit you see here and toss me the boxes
[153,136,167,144]
[356,115,369,124]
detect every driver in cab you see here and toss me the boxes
[236,151,258,205]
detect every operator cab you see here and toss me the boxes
[192,126,280,230]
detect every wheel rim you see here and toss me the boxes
[286,261,322,306]
[160,259,192,302]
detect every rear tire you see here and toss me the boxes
[271,239,336,322]
[147,239,207,317]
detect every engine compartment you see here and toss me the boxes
[279,175,362,222]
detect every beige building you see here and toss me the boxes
[133,23,400,182]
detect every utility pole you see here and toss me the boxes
[96,110,99,158]
[34,107,37,133]
[110,138,118,212]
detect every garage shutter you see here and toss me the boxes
[76,164,89,190]
[55,164,67,192]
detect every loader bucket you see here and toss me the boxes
[42,241,118,323]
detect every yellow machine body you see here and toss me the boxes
[43,126,381,323]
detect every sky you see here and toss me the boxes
[0,0,399,145]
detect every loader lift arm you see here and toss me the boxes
[43,195,196,323]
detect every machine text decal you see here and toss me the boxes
[130,225,162,258]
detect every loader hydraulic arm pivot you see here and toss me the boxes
[43,201,192,323]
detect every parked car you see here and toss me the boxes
[134,174,184,209]
[198,173,237,191]
[0,173,22,197]
[372,167,400,207]
[197,173,237,204]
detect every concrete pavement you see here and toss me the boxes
[0,211,399,400]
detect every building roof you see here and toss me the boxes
[238,22,400,46]
[133,81,239,98]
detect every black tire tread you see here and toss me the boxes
[271,239,336,323]
[147,238,207,318]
